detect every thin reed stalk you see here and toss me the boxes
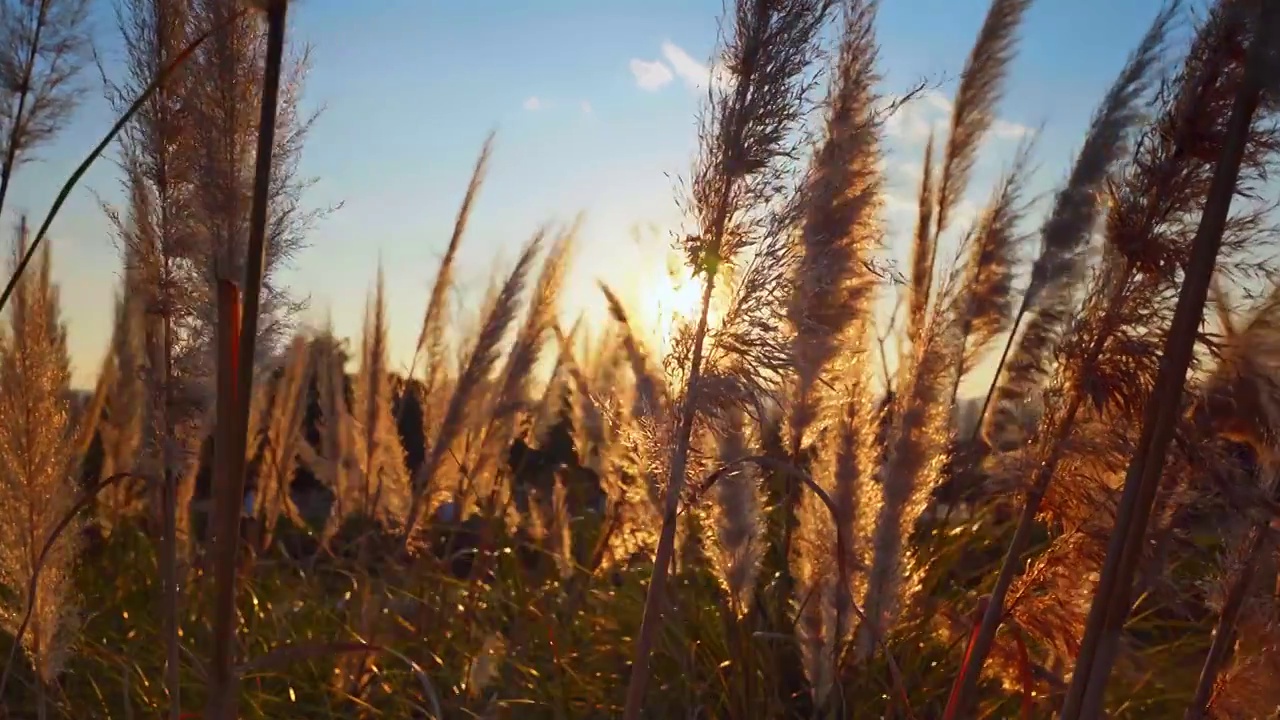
[623,3,834,715]
[207,281,243,715]
[1061,4,1276,716]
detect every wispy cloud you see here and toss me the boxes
[523,96,545,111]
[630,58,674,91]
[580,100,593,115]
[631,42,729,94]
[660,41,721,89]
[882,191,980,238]
[882,90,1031,143]
[993,117,1032,139]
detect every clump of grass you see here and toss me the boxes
[9,1,1280,719]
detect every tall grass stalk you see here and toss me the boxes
[943,5,1176,715]
[622,1,835,714]
[205,1,288,717]
[1060,3,1278,716]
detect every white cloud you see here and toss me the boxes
[951,198,980,231]
[993,118,1033,139]
[924,92,953,114]
[631,43,729,94]
[523,96,544,111]
[883,192,916,216]
[581,100,593,114]
[883,90,1030,144]
[661,42,708,88]
[892,160,923,182]
[883,90,947,141]
[661,41,732,91]
[630,58,674,91]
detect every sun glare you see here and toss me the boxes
[646,256,721,353]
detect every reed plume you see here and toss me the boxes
[95,272,148,529]
[402,232,543,539]
[702,407,765,615]
[782,0,889,685]
[863,0,1034,656]
[413,133,494,439]
[298,330,358,542]
[470,224,574,488]
[913,0,1031,341]
[787,0,883,447]
[947,140,1033,406]
[600,283,666,420]
[247,334,311,548]
[907,132,936,346]
[0,228,82,716]
[980,1,1180,446]
[352,267,411,524]
[625,0,837,710]
[187,0,316,359]
[943,6,1177,715]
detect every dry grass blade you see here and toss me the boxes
[0,7,248,317]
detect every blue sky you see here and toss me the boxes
[7,0,1176,387]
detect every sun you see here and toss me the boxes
[645,256,720,353]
